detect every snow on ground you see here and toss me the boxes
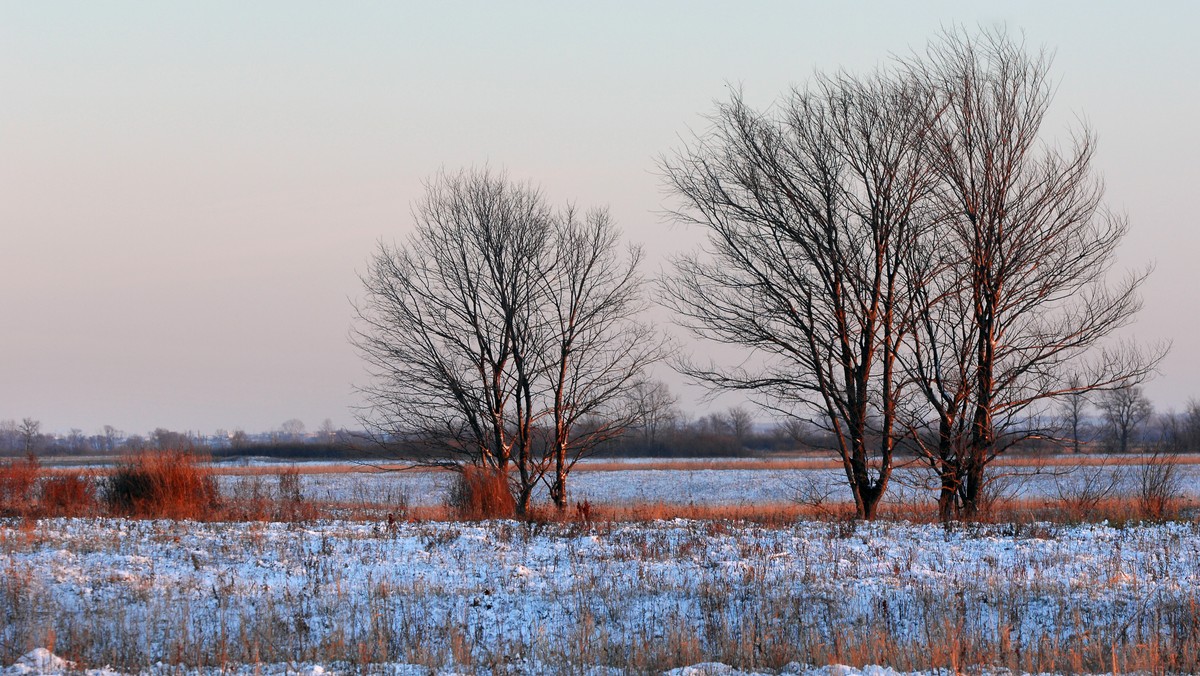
[3,517,1199,673]
[217,462,1200,508]
[0,647,950,676]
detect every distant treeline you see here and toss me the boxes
[4,397,1200,460]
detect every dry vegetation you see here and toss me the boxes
[3,452,1199,673]
[2,516,1199,673]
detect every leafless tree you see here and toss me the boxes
[726,406,754,444]
[280,419,306,442]
[318,418,337,445]
[151,427,194,451]
[662,70,936,519]
[19,418,41,456]
[355,168,662,513]
[538,208,668,508]
[902,27,1162,517]
[626,379,681,446]
[1152,400,1200,454]
[102,425,122,453]
[1059,375,1091,454]
[355,168,552,512]
[1097,382,1154,453]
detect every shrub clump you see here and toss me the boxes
[104,451,220,519]
[446,465,515,519]
[0,455,40,516]
[40,473,99,516]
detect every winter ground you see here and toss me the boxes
[215,460,1200,508]
[4,516,1200,674]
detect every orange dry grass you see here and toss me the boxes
[0,456,40,516]
[38,473,99,516]
[446,466,516,519]
[104,450,220,519]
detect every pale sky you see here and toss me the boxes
[2,2,1197,436]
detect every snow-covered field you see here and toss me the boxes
[217,462,1200,508]
[4,517,1200,674]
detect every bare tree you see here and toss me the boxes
[538,208,667,508]
[19,418,41,456]
[356,168,661,514]
[280,419,306,442]
[1097,382,1154,453]
[626,379,681,446]
[318,418,337,445]
[726,407,754,445]
[662,70,935,519]
[1059,375,1091,454]
[902,27,1162,517]
[102,425,122,453]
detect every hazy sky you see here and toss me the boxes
[3,2,1198,436]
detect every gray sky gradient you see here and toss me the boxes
[2,1,1197,435]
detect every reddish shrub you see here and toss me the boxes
[104,451,220,519]
[446,465,515,519]
[39,473,98,516]
[0,455,40,516]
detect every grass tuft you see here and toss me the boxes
[103,450,220,519]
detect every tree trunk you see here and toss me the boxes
[550,446,568,510]
[958,461,986,519]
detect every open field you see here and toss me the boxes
[4,455,1200,674]
[3,517,1200,674]
[204,458,1200,512]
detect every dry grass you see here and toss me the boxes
[38,473,99,517]
[0,456,40,517]
[103,451,220,519]
[445,466,515,519]
[3,517,1199,673]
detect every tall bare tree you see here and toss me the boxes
[905,27,1161,516]
[355,168,553,510]
[662,71,936,519]
[356,168,661,514]
[538,208,668,509]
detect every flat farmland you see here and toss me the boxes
[209,456,1200,511]
[4,517,1200,674]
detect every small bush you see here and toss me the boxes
[446,465,515,519]
[39,473,98,516]
[1137,450,1183,519]
[277,466,302,503]
[0,455,40,516]
[104,450,219,519]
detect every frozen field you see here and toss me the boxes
[216,461,1200,509]
[3,517,1200,674]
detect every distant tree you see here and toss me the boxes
[1059,375,1092,454]
[151,428,193,451]
[1097,383,1154,453]
[102,425,122,453]
[280,419,306,441]
[67,428,87,454]
[0,420,18,454]
[726,407,754,445]
[626,380,681,446]
[19,418,41,455]
[318,418,337,444]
